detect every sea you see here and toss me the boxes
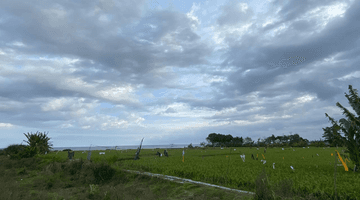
[0,144,201,151]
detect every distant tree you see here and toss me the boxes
[324,85,360,172]
[206,133,233,147]
[206,133,219,147]
[200,142,206,147]
[231,136,243,147]
[188,143,194,148]
[244,137,253,146]
[224,134,233,147]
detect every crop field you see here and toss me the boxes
[45,147,359,199]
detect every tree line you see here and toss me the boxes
[202,132,312,148]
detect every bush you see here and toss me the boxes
[63,149,72,151]
[3,144,37,160]
[92,162,116,184]
[254,168,272,200]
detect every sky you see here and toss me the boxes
[1,0,360,148]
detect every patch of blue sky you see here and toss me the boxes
[100,102,114,108]
[27,55,51,61]
[151,88,170,98]
[94,102,119,117]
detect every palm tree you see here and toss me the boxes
[23,131,53,155]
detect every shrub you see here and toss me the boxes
[254,168,273,200]
[3,144,36,160]
[92,162,116,184]
[63,149,72,151]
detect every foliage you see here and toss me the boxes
[3,144,39,160]
[322,126,343,147]
[254,168,272,200]
[187,143,194,148]
[206,133,240,147]
[22,131,53,155]
[92,162,117,184]
[324,85,360,172]
[309,140,326,147]
[4,144,27,160]
[116,147,358,199]
[63,149,73,151]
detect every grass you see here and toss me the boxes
[1,146,358,199]
[0,149,254,200]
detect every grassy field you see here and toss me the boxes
[0,148,254,200]
[0,146,358,199]
[64,146,358,199]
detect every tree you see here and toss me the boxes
[244,137,253,146]
[188,143,194,148]
[200,142,206,147]
[23,131,53,155]
[206,133,219,147]
[322,126,343,147]
[324,85,360,172]
[224,134,233,147]
[231,136,243,147]
[206,133,233,147]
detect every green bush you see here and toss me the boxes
[3,144,36,160]
[63,149,72,151]
[92,162,116,184]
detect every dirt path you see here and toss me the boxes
[122,169,255,195]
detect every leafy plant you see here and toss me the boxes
[92,162,116,184]
[3,144,36,160]
[22,131,54,155]
[323,85,360,172]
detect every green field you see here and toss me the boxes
[44,146,359,199]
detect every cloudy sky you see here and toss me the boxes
[1,0,359,148]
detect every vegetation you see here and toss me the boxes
[0,148,254,200]
[22,131,54,155]
[1,130,359,199]
[323,85,360,172]
[120,147,358,199]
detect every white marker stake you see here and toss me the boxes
[273,163,275,169]
[317,154,319,156]
[290,166,295,171]
[240,154,245,162]
[282,148,284,150]
[293,149,295,151]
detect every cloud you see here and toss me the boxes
[1,0,359,148]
